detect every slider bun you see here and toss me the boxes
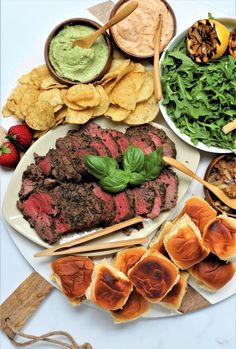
[86,261,133,310]
[128,250,179,303]
[160,271,189,310]
[51,256,94,303]
[150,221,174,255]
[164,214,210,269]
[189,254,236,291]
[113,246,147,275]
[175,196,217,234]
[110,289,149,323]
[203,215,236,261]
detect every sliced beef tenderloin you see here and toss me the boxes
[156,168,178,210]
[125,124,176,158]
[79,122,103,138]
[137,124,176,158]
[132,186,156,216]
[108,129,129,161]
[79,122,120,160]
[19,163,44,199]
[112,189,135,224]
[142,182,166,219]
[52,182,106,236]
[125,127,156,154]
[91,183,116,225]
[17,190,60,243]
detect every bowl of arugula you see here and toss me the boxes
[159,17,236,153]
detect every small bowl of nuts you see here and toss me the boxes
[204,154,236,218]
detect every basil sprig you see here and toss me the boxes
[84,145,164,193]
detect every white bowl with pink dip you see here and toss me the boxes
[109,0,176,60]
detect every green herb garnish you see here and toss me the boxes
[84,145,164,193]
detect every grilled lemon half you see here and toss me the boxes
[187,19,230,62]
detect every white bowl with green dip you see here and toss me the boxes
[45,18,113,85]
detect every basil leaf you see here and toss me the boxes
[143,147,164,181]
[99,169,129,193]
[129,172,146,185]
[123,145,144,172]
[84,155,118,180]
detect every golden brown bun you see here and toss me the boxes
[150,221,174,255]
[189,254,236,291]
[160,271,189,310]
[113,246,147,275]
[128,250,179,303]
[203,215,236,261]
[175,196,217,234]
[110,289,149,323]
[51,256,94,302]
[86,261,133,310]
[164,214,210,269]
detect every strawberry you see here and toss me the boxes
[7,123,33,150]
[0,141,20,168]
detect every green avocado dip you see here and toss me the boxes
[49,24,109,82]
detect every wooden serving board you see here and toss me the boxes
[0,270,210,339]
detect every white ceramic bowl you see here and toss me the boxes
[159,17,236,154]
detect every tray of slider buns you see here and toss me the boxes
[48,196,236,322]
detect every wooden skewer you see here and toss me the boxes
[222,120,236,134]
[35,237,148,257]
[153,14,163,101]
[35,216,143,257]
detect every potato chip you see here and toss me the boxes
[123,95,159,125]
[20,87,41,118]
[18,65,51,89]
[101,62,135,95]
[109,72,145,110]
[133,63,146,72]
[65,107,94,124]
[92,86,110,117]
[137,71,153,103]
[104,104,131,121]
[100,59,131,85]
[41,76,68,90]
[55,107,67,122]
[30,65,51,89]
[38,89,63,112]
[66,84,100,108]
[26,101,55,130]
[63,97,84,110]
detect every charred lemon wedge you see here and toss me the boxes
[229,28,236,58]
[187,19,230,62]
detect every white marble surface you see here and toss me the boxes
[1,1,236,349]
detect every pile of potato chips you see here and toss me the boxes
[2,59,159,138]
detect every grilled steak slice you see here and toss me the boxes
[126,130,155,154]
[109,129,129,154]
[125,124,176,157]
[19,164,44,199]
[132,186,156,216]
[156,168,178,210]
[17,191,60,243]
[17,182,107,243]
[80,122,120,160]
[91,183,116,225]
[142,182,166,219]
[112,190,135,224]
